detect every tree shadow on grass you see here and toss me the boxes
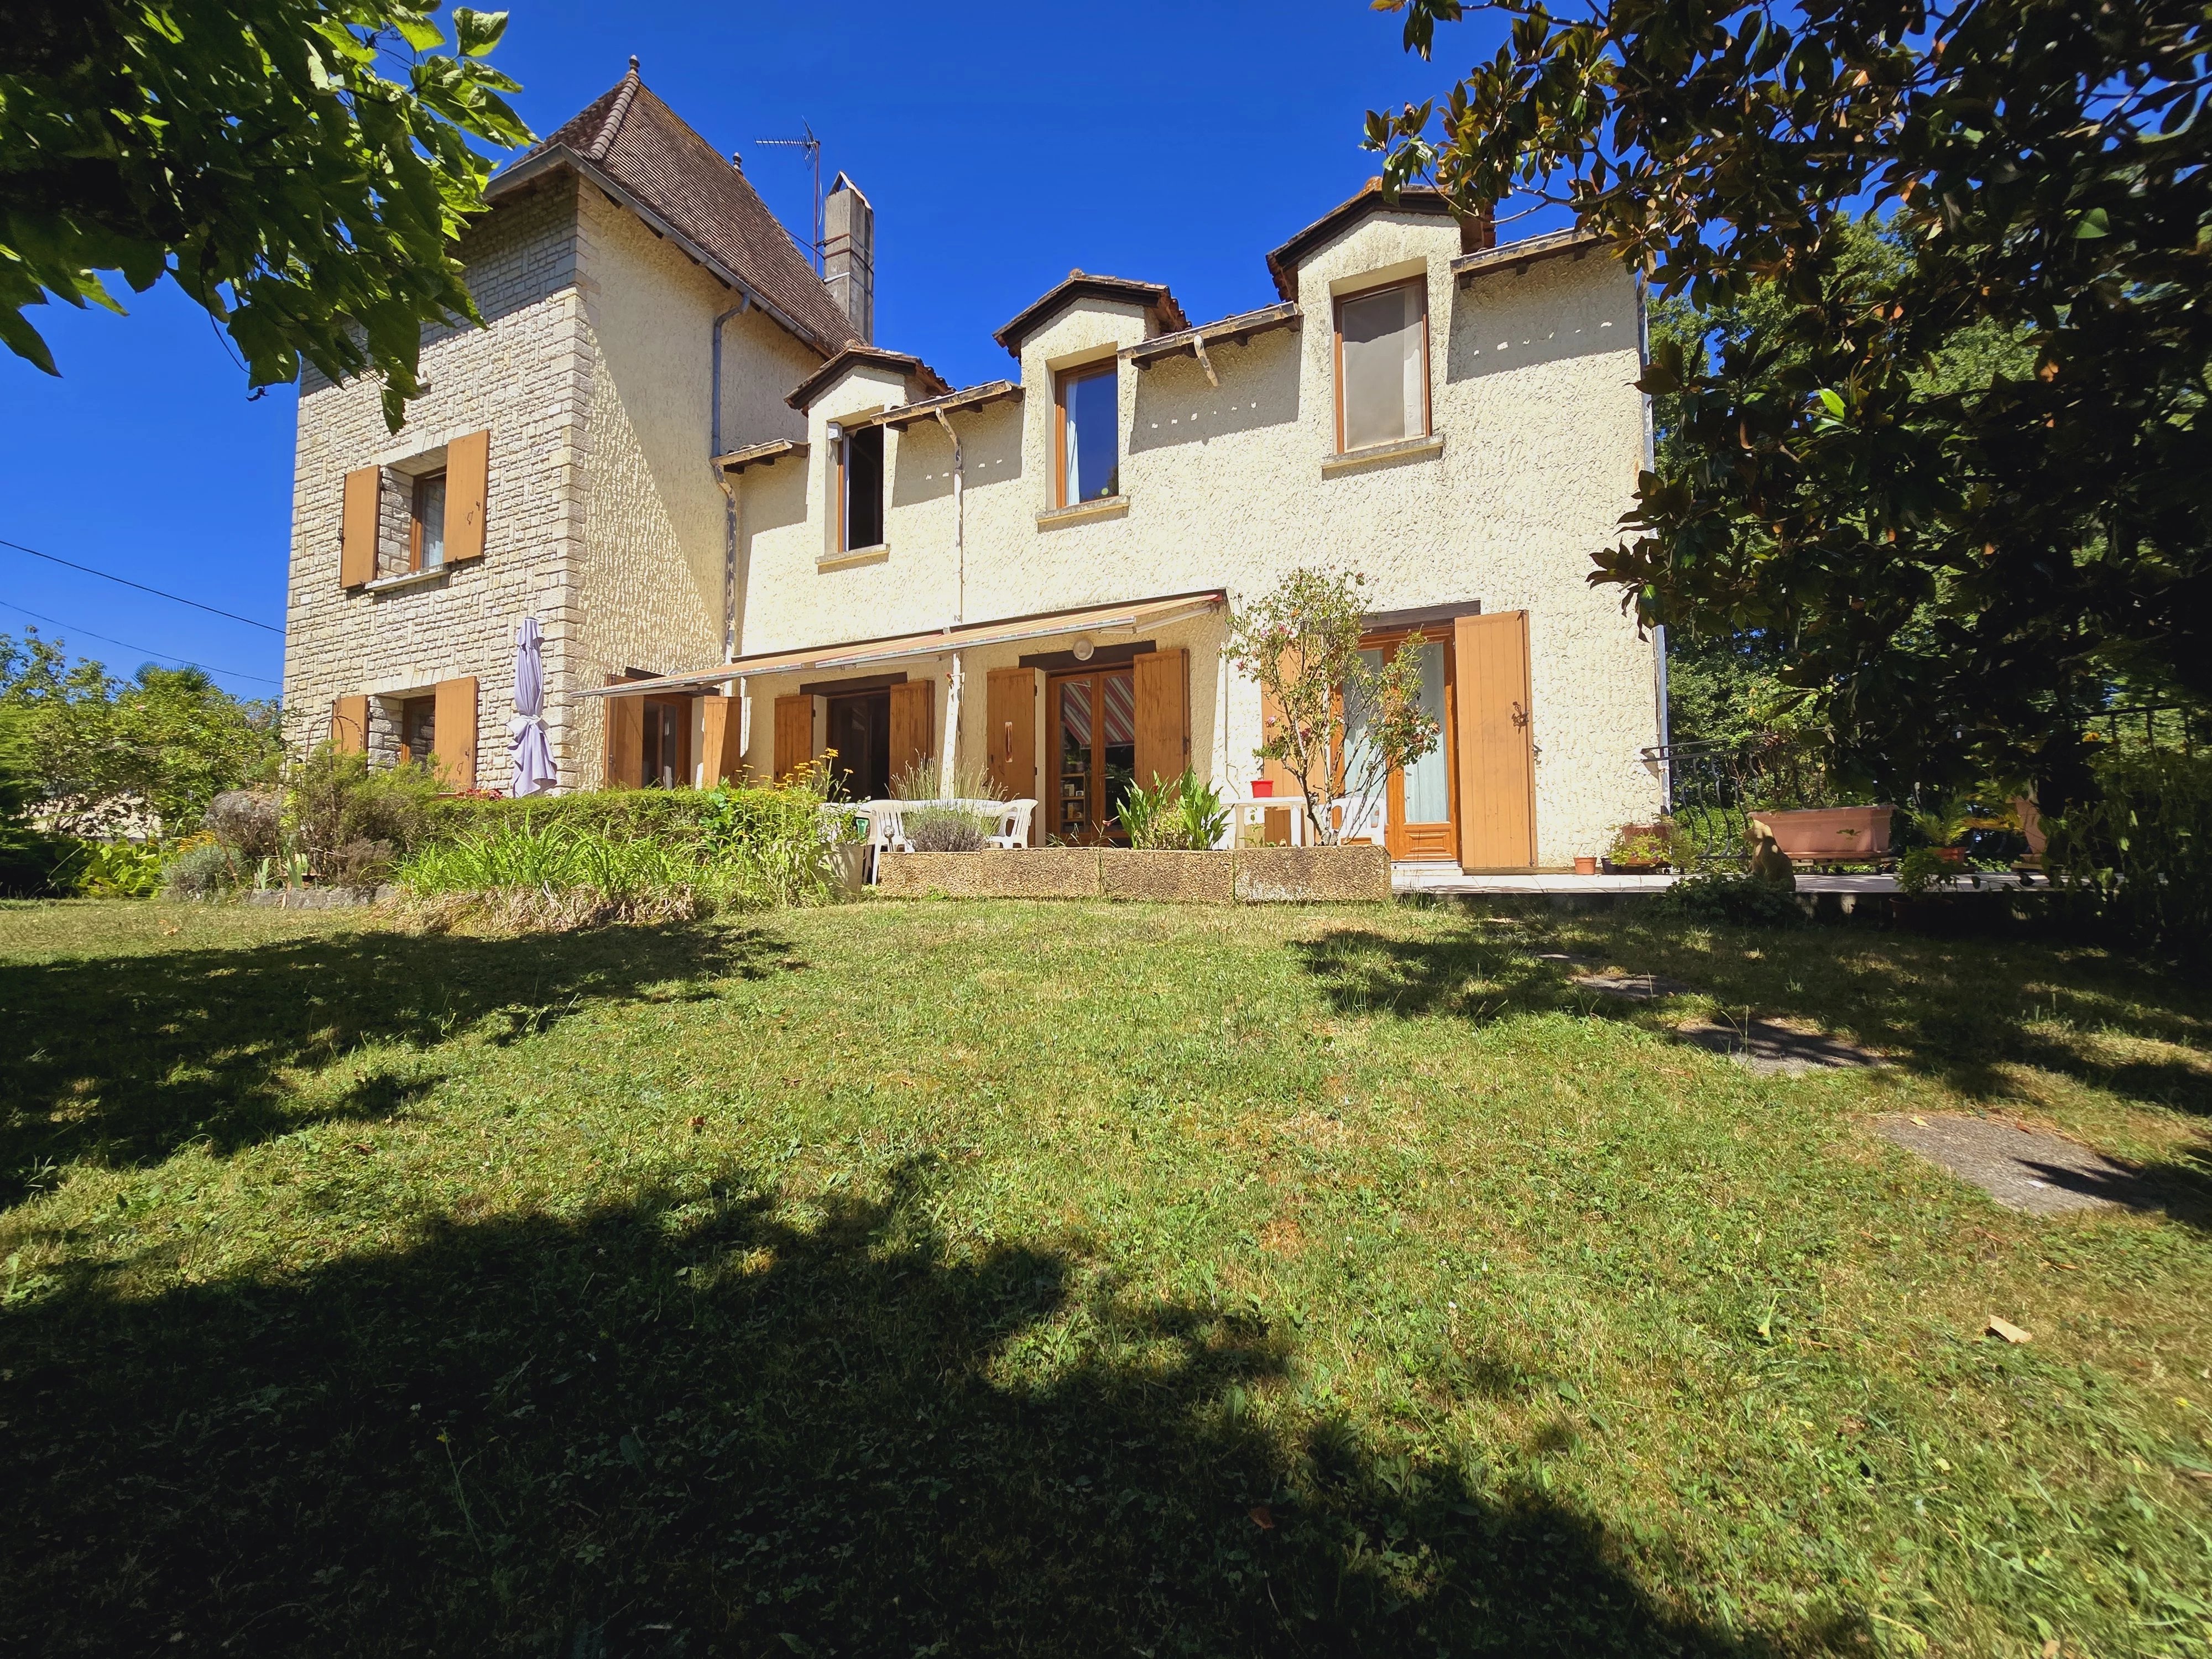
[0,1162,1843,1656]
[1293,929,1566,1024]
[0,923,793,1206]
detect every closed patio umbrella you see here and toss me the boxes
[508,616,557,796]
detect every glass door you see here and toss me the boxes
[1345,634,1457,860]
[1048,670,1136,843]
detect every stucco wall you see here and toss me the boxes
[731,212,1662,862]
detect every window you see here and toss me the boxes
[1333,279,1430,452]
[398,695,436,766]
[1054,361,1119,506]
[838,425,885,551]
[410,470,447,572]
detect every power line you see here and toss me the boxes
[0,597,282,686]
[0,535,284,634]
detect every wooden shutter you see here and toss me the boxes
[698,694,743,787]
[341,467,379,588]
[985,666,1040,824]
[1131,647,1190,788]
[1452,611,1536,869]
[331,695,369,754]
[444,430,490,564]
[432,676,478,791]
[774,693,822,781]
[888,680,935,785]
[603,685,644,790]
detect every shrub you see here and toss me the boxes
[1119,771,1230,849]
[1647,872,1806,928]
[286,745,442,885]
[2044,749,2212,958]
[1606,820,1688,869]
[56,839,164,898]
[161,839,237,901]
[903,805,992,852]
[206,789,282,863]
[1896,845,1957,896]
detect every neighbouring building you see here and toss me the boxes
[283,64,1666,869]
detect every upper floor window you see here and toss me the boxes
[1055,361,1119,506]
[410,471,447,572]
[1334,278,1430,452]
[838,424,885,550]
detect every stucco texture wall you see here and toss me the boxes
[731,212,1661,863]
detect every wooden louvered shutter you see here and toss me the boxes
[341,468,379,588]
[888,680,935,785]
[1452,611,1536,869]
[331,695,369,754]
[432,676,478,791]
[984,667,1040,815]
[774,693,821,781]
[1131,647,1189,789]
[444,430,489,564]
[698,695,743,786]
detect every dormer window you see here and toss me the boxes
[838,424,885,550]
[1055,361,1119,506]
[1334,278,1430,452]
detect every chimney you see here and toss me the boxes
[822,171,874,344]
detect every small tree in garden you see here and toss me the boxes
[1225,568,1439,847]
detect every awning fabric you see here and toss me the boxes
[576,589,1226,698]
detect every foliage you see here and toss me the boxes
[901,806,993,853]
[1604,820,1686,869]
[2,901,2205,1653]
[1895,846,1961,897]
[284,743,442,888]
[1647,871,1806,928]
[52,838,164,898]
[206,788,283,863]
[1225,568,1439,845]
[1370,0,2212,804]
[0,630,281,837]
[1,1,530,429]
[1118,770,1230,851]
[1907,794,1975,850]
[0,708,74,895]
[2044,748,2212,958]
[889,751,1005,805]
[160,838,239,901]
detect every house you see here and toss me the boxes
[283,65,1665,868]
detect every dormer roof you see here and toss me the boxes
[489,62,860,358]
[785,345,952,413]
[1263,181,1484,301]
[992,272,1188,358]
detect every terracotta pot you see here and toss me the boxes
[1574,855,1600,877]
[1749,806,1895,862]
[1932,846,1966,866]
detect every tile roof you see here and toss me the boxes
[992,272,1188,357]
[495,62,859,357]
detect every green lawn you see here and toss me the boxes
[2,896,2207,1656]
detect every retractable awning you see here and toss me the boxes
[575,589,1227,698]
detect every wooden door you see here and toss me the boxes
[888,679,935,789]
[1130,647,1189,789]
[604,681,643,789]
[774,693,821,781]
[432,676,478,791]
[1452,611,1536,869]
[985,666,1040,822]
[1357,632,1457,861]
[1048,669,1136,843]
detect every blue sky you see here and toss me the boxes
[0,1,1527,697]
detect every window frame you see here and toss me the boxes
[835,424,886,553]
[1052,358,1120,509]
[408,468,448,573]
[1331,275,1433,456]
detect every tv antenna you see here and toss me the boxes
[755,122,823,274]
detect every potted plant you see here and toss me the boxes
[1604,821,1677,873]
[1909,796,1973,867]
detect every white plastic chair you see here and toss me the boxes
[1331,790,1387,846]
[985,799,1037,849]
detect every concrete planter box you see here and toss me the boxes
[1099,848,1238,904]
[877,847,1100,900]
[1750,806,1895,863]
[1234,844,1394,903]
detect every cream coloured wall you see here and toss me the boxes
[730,211,1662,863]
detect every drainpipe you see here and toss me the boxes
[711,297,753,663]
[935,405,965,798]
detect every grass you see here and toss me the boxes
[1,894,2208,1656]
